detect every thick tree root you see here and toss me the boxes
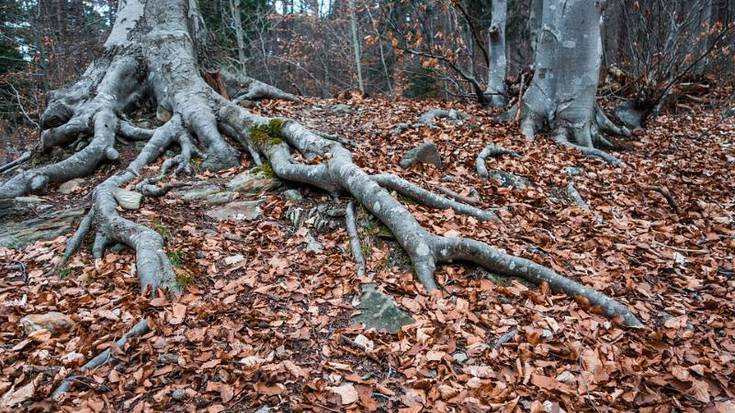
[476,144,521,178]
[345,202,366,277]
[552,129,624,166]
[566,181,589,209]
[221,68,298,103]
[63,117,185,292]
[392,109,470,135]
[51,318,149,399]
[219,104,643,328]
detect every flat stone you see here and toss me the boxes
[206,200,262,221]
[227,169,278,194]
[399,141,442,169]
[281,189,303,201]
[176,184,222,201]
[351,284,414,334]
[331,104,353,114]
[0,196,51,219]
[20,312,75,335]
[113,188,143,210]
[488,170,532,189]
[58,178,84,194]
[205,191,236,205]
[305,231,323,253]
[0,206,85,248]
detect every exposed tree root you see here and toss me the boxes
[552,129,624,166]
[51,318,150,399]
[345,202,366,277]
[476,144,521,179]
[221,68,299,103]
[435,185,481,206]
[566,181,590,210]
[392,109,470,135]
[219,104,643,328]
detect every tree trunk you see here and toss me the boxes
[517,0,629,164]
[485,0,508,107]
[349,0,365,94]
[229,0,248,75]
[0,0,642,329]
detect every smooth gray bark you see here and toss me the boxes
[348,0,365,94]
[485,0,508,107]
[517,0,628,164]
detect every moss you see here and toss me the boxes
[249,118,285,147]
[152,221,172,241]
[254,162,274,178]
[167,250,185,268]
[59,267,72,279]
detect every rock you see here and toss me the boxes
[156,105,172,122]
[487,170,532,189]
[305,232,323,253]
[205,191,236,205]
[399,141,442,169]
[58,178,84,194]
[0,196,51,220]
[452,352,468,364]
[227,169,278,194]
[20,312,75,335]
[176,184,221,201]
[563,166,584,177]
[171,388,187,401]
[331,104,353,114]
[0,206,85,248]
[281,189,303,201]
[206,200,262,221]
[113,188,143,210]
[351,284,415,334]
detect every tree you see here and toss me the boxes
[484,0,508,107]
[0,0,642,353]
[515,0,630,165]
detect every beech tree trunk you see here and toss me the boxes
[485,0,508,107]
[518,0,629,164]
[0,0,642,328]
[349,0,365,94]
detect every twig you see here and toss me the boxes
[492,327,518,349]
[0,151,32,174]
[652,240,708,255]
[51,318,150,398]
[652,186,680,214]
[435,185,480,205]
[345,202,366,277]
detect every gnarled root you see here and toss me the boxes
[51,318,150,399]
[221,68,298,103]
[509,102,628,166]
[63,116,186,292]
[219,104,643,328]
[476,144,521,178]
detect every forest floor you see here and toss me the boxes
[1,96,734,413]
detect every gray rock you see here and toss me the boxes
[282,189,303,201]
[331,104,353,114]
[176,184,222,201]
[113,188,143,210]
[0,196,50,219]
[227,169,278,194]
[0,206,85,248]
[206,200,262,221]
[58,178,84,194]
[563,166,584,177]
[304,231,323,253]
[205,191,236,205]
[487,170,532,189]
[399,141,442,169]
[351,284,415,334]
[452,352,468,364]
[171,388,186,401]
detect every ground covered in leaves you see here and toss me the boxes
[1,96,734,412]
